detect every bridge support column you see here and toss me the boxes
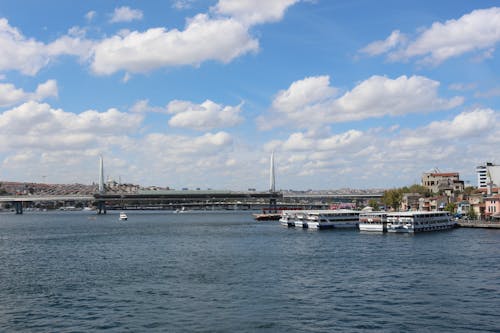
[13,202,23,214]
[269,197,277,213]
[97,201,107,214]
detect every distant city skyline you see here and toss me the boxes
[0,1,499,190]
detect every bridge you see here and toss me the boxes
[0,191,282,214]
[0,155,383,214]
[0,190,384,214]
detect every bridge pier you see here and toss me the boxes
[13,201,23,214]
[97,201,107,214]
[269,197,277,213]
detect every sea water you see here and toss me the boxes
[0,211,498,332]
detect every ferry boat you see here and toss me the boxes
[119,212,128,221]
[305,209,360,229]
[359,211,388,232]
[386,211,455,233]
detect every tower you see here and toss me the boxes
[98,155,105,194]
[269,151,276,192]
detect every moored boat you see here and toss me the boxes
[386,211,455,233]
[305,209,360,229]
[359,211,388,232]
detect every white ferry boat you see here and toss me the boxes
[119,212,128,221]
[359,211,388,232]
[304,209,360,229]
[386,211,455,233]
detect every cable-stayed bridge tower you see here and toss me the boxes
[97,155,106,214]
[269,151,277,212]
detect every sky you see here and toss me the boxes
[0,0,499,190]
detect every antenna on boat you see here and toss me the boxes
[270,151,276,192]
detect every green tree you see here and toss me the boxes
[382,189,403,211]
[467,206,477,220]
[445,202,457,213]
[368,199,379,211]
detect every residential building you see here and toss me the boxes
[401,193,421,211]
[485,194,500,220]
[418,195,449,211]
[421,171,464,194]
[476,162,500,188]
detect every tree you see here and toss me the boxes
[368,199,379,211]
[445,202,456,213]
[467,206,477,220]
[382,189,403,211]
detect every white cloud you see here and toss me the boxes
[364,7,500,65]
[0,101,143,151]
[167,99,244,131]
[271,75,337,113]
[0,79,58,107]
[85,10,96,22]
[213,0,300,25]
[475,87,500,98]
[173,0,195,10]
[332,75,463,121]
[110,6,144,23]
[130,99,167,113]
[360,30,406,56]
[259,108,500,188]
[260,74,463,129]
[91,14,259,75]
[1,0,301,76]
[0,19,93,75]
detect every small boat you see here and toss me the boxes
[119,212,128,221]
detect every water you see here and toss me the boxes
[0,211,499,332]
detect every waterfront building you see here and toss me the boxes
[476,162,500,188]
[401,193,421,211]
[421,171,464,194]
[484,194,500,220]
[418,195,449,211]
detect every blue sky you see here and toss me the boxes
[0,0,499,190]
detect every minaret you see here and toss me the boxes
[269,151,276,192]
[98,155,105,194]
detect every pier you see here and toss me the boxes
[456,220,500,229]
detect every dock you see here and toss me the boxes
[456,221,500,229]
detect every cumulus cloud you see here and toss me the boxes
[167,99,244,131]
[213,0,300,25]
[91,14,259,75]
[260,107,500,188]
[1,1,301,76]
[0,101,143,151]
[130,99,167,113]
[109,6,144,23]
[359,30,406,56]
[0,79,58,107]
[362,7,500,65]
[259,74,463,129]
[0,19,93,75]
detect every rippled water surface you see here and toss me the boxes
[0,211,499,332]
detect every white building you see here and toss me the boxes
[476,162,500,188]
